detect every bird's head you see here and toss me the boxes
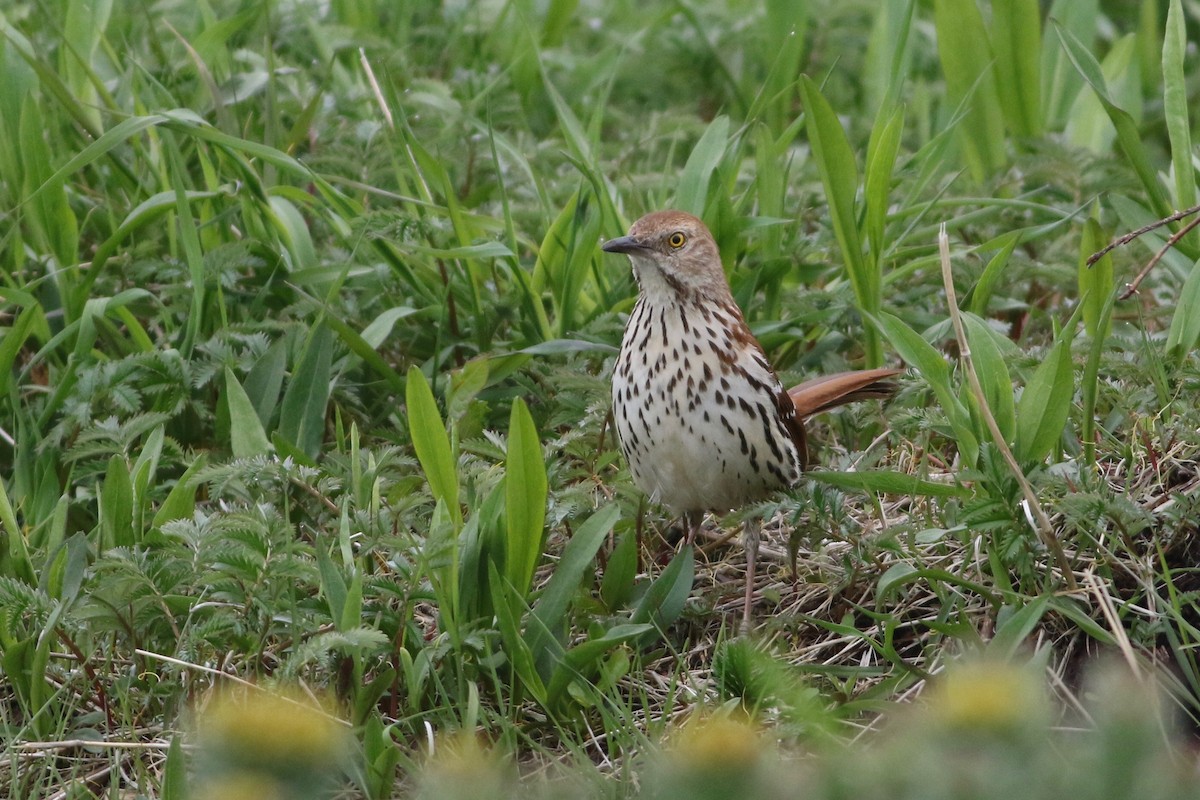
[601,210,728,301]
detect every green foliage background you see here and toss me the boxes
[3,0,1200,796]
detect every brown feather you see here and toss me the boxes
[788,368,902,419]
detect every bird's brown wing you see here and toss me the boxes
[787,368,902,419]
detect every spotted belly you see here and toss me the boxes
[612,299,803,515]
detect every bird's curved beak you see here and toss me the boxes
[601,235,647,254]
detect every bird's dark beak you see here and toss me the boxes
[601,235,646,254]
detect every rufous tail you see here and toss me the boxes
[788,368,902,419]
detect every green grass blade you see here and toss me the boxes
[1166,257,1200,360]
[600,530,637,612]
[1040,0,1098,129]
[991,0,1043,138]
[405,366,460,527]
[865,104,904,270]
[0,475,35,584]
[100,454,134,550]
[872,311,979,466]
[225,367,273,459]
[1015,322,1077,465]
[505,398,548,598]
[932,0,1007,180]
[278,323,333,459]
[150,453,209,529]
[864,0,916,117]
[799,76,882,365]
[965,233,1021,316]
[631,547,694,633]
[528,504,620,678]
[962,313,1016,447]
[1056,23,1171,219]
[1078,216,1114,340]
[675,115,731,217]
[1162,0,1195,214]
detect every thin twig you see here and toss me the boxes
[938,225,1078,592]
[1086,203,1200,266]
[1117,213,1200,299]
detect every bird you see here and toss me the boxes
[601,210,900,630]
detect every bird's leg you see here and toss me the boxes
[684,511,703,546]
[741,518,761,634]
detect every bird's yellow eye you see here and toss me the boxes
[668,232,686,248]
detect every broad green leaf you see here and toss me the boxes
[151,454,209,529]
[1167,258,1200,360]
[267,194,317,272]
[932,0,1007,180]
[991,0,1043,138]
[631,547,694,633]
[447,358,490,423]
[163,135,206,356]
[244,338,288,429]
[876,562,918,604]
[42,532,87,604]
[278,323,333,459]
[675,115,731,216]
[1081,289,1117,467]
[528,505,621,677]
[488,561,547,705]
[160,739,188,800]
[505,398,548,598]
[1064,34,1140,154]
[1057,24,1170,218]
[1040,0,1098,128]
[547,623,654,706]
[0,473,36,584]
[988,594,1052,658]
[225,367,272,459]
[405,367,460,525]
[100,455,134,550]
[1015,325,1077,464]
[966,233,1020,316]
[864,0,916,117]
[962,313,1016,447]
[864,103,904,268]
[1162,0,1195,214]
[799,76,863,284]
[800,75,881,365]
[292,289,406,396]
[130,426,165,534]
[601,531,638,611]
[871,311,979,466]
[1078,216,1114,340]
[360,307,421,349]
[316,544,348,626]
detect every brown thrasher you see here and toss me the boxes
[602,210,900,629]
